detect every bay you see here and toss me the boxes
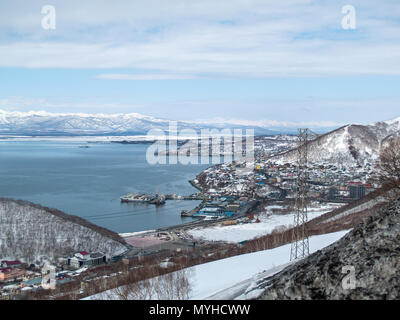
[0,140,209,233]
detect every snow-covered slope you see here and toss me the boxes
[272,117,400,167]
[256,199,400,299]
[85,230,349,300]
[0,109,274,135]
[187,203,341,243]
[0,199,127,264]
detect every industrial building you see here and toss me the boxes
[67,251,107,269]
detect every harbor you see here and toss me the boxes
[121,186,258,220]
[120,192,203,205]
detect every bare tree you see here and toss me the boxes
[104,268,192,300]
[377,138,400,192]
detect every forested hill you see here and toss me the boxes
[0,198,127,264]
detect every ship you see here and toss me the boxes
[149,194,166,206]
[120,193,154,203]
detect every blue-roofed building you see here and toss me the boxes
[194,206,224,217]
[193,206,235,218]
[21,277,42,287]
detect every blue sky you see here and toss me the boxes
[0,0,399,128]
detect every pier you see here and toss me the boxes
[120,192,203,204]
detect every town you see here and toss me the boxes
[0,135,380,299]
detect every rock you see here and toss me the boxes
[255,198,400,299]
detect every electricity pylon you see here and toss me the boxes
[290,128,318,261]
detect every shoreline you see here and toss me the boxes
[188,178,202,191]
[0,134,201,143]
[1,137,217,236]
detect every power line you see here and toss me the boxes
[290,128,318,261]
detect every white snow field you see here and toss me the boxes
[188,230,349,300]
[86,229,349,300]
[187,203,342,243]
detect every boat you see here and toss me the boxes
[149,194,166,206]
[120,193,154,203]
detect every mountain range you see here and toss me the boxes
[1,109,399,168]
[0,109,279,136]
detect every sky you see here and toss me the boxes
[0,0,399,129]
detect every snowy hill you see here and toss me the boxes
[272,117,400,167]
[254,198,400,299]
[0,109,275,136]
[0,199,128,264]
[85,230,349,300]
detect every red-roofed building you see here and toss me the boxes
[1,260,23,268]
[73,252,90,261]
[67,251,107,269]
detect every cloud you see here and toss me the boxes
[190,117,344,129]
[0,0,399,77]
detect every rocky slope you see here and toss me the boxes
[253,198,400,299]
[272,117,400,167]
[0,199,128,264]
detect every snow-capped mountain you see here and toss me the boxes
[0,109,174,135]
[272,117,400,167]
[0,109,276,136]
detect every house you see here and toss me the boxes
[67,251,107,269]
[1,260,23,268]
[74,251,90,260]
[0,268,25,282]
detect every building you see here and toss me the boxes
[67,251,107,269]
[21,277,42,288]
[194,206,224,217]
[1,260,23,269]
[349,185,366,199]
[328,187,338,200]
[0,268,25,282]
[221,220,237,226]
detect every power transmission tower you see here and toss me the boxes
[290,128,315,261]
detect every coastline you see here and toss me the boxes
[0,139,209,233]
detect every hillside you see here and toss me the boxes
[86,230,349,300]
[252,198,400,299]
[272,117,400,167]
[0,198,128,264]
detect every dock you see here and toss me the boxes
[181,205,202,217]
[120,192,203,204]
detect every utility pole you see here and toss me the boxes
[290,128,318,261]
